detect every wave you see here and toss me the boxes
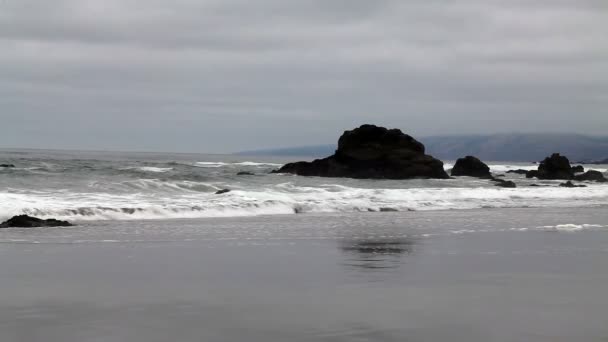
[119,166,174,173]
[195,161,283,168]
[2,182,608,222]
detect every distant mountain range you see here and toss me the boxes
[237,133,608,162]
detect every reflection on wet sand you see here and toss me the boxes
[339,238,416,271]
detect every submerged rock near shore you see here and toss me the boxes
[0,215,72,228]
[526,153,606,182]
[451,156,491,178]
[526,153,574,180]
[273,125,449,179]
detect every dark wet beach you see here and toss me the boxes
[1,208,608,341]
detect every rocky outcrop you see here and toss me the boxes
[451,156,491,178]
[0,215,72,228]
[526,153,574,180]
[574,170,607,182]
[273,125,449,179]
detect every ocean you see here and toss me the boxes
[1,149,608,341]
[1,149,607,221]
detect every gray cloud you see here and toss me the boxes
[1,0,607,152]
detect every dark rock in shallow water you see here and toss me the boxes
[379,207,399,212]
[507,169,529,175]
[0,164,15,168]
[273,125,449,179]
[573,170,607,182]
[559,181,587,188]
[237,171,255,176]
[492,179,517,188]
[528,153,574,180]
[571,165,585,173]
[0,215,72,228]
[451,156,491,178]
[525,170,539,178]
[215,189,231,195]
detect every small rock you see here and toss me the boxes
[0,164,15,168]
[0,215,72,228]
[237,171,255,176]
[559,181,587,188]
[215,189,231,195]
[494,180,516,188]
[506,169,529,175]
[379,207,399,212]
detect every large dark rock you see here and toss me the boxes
[451,156,491,178]
[0,215,72,228]
[574,170,607,182]
[528,153,574,180]
[273,125,449,179]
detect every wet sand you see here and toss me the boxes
[1,208,608,341]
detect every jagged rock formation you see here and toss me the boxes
[273,125,449,179]
[526,153,606,182]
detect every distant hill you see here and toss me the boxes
[237,134,608,162]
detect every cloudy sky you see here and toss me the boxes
[1,0,607,152]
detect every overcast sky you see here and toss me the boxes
[1,0,607,153]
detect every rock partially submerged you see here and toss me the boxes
[559,181,587,188]
[273,125,449,179]
[451,156,491,178]
[506,169,529,175]
[0,164,15,168]
[492,178,517,188]
[574,170,607,182]
[526,154,606,182]
[215,189,231,195]
[0,215,72,228]
[237,171,255,176]
[525,154,577,180]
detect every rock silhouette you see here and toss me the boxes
[273,125,449,179]
[451,156,491,178]
[0,215,72,228]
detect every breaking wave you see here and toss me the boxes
[2,182,608,222]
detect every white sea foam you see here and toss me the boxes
[1,182,608,222]
[195,161,282,168]
[488,164,538,173]
[536,224,605,232]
